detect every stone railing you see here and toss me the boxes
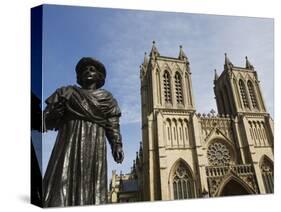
[206,164,253,177]
[205,164,258,197]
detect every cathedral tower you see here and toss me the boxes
[214,54,267,116]
[140,41,199,201]
[213,54,274,193]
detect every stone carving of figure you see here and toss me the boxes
[43,57,124,207]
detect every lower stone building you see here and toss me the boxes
[109,170,141,203]
[109,42,274,202]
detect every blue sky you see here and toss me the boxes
[38,5,274,181]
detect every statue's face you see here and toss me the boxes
[80,65,98,82]
[78,65,103,88]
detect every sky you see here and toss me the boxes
[35,4,274,183]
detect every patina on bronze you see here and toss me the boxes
[42,57,124,207]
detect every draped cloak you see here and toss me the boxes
[42,85,122,207]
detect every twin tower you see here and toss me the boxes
[139,41,274,200]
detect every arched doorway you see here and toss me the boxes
[220,180,251,196]
[217,175,255,197]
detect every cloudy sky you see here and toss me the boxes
[34,5,274,181]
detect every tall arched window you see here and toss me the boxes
[239,80,249,108]
[175,72,183,104]
[247,80,258,109]
[172,119,178,146]
[166,118,172,146]
[260,156,274,193]
[172,161,195,199]
[156,70,161,104]
[178,119,183,140]
[163,71,172,103]
[178,119,184,147]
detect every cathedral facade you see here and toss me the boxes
[109,41,274,203]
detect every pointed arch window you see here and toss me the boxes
[166,118,172,142]
[260,157,274,193]
[182,119,189,147]
[239,80,249,108]
[175,72,183,104]
[172,161,195,199]
[247,81,258,109]
[163,71,172,103]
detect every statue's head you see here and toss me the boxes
[75,57,106,89]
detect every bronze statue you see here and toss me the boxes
[42,57,124,207]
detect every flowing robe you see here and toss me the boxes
[42,85,122,207]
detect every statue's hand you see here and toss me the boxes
[112,144,124,164]
[48,99,66,120]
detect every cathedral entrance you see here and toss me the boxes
[218,178,253,196]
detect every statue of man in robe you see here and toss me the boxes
[42,57,124,207]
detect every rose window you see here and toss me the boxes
[207,143,231,166]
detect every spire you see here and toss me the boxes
[210,109,216,116]
[245,56,254,70]
[224,53,233,70]
[150,40,160,58]
[143,52,148,67]
[214,69,219,81]
[119,171,123,190]
[178,45,188,60]
[140,53,148,79]
[139,141,143,154]
[133,160,136,169]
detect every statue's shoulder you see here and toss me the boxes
[94,89,121,115]
[46,85,75,104]
[94,88,114,99]
[55,85,75,93]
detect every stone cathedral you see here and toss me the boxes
[109,41,274,203]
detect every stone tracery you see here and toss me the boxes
[207,142,231,166]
